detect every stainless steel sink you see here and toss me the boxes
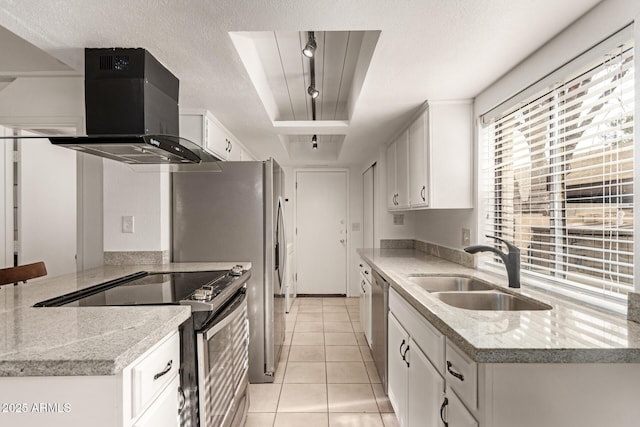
[433,291,552,311]
[408,275,496,292]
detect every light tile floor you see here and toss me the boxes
[247,297,400,427]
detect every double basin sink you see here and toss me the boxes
[408,275,552,311]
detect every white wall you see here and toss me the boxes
[77,153,103,270]
[102,161,171,253]
[413,209,475,249]
[19,136,77,278]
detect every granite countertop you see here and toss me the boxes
[358,248,640,363]
[0,262,250,376]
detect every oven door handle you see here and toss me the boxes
[201,290,247,340]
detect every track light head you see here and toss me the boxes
[307,86,319,99]
[311,134,318,150]
[302,36,317,58]
[312,142,318,150]
[312,135,317,142]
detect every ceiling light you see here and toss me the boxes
[307,86,319,99]
[302,35,317,58]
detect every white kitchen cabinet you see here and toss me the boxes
[388,313,446,427]
[133,376,179,427]
[0,331,180,427]
[408,110,428,207]
[386,131,409,210]
[387,286,640,427]
[389,288,476,427]
[387,312,409,426]
[444,387,478,427]
[358,258,373,347]
[390,100,473,210]
[180,109,251,161]
[227,136,242,161]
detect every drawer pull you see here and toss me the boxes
[440,397,448,426]
[402,344,410,368]
[153,360,173,380]
[446,361,464,381]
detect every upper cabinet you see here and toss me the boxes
[179,109,255,161]
[387,100,473,211]
[386,131,410,210]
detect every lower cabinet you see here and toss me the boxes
[0,330,180,427]
[133,376,180,427]
[443,387,478,427]
[388,312,445,427]
[358,258,373,347]
[387,285,640,427]
[388,288,476,427]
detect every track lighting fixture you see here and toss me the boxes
[302,33,317,58]
[312,135,318,150]
[307,86,319,99]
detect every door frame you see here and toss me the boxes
[293,168,351,296]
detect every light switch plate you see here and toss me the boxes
[462,228,470,246]
[122,216,135,233]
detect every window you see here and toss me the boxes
[481,40,634,307]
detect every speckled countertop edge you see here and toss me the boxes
[0,262,250,376]
[358,248,640,364]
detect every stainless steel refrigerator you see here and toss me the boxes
[172,159,286,384]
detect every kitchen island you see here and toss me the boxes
[358,248,640,427]
[0,262,249,427]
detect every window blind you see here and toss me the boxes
[480,40,634,303]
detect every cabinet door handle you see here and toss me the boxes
[446,361,465,381]
[361,280,366,292]
[421,185,426,201]
[440,397,449,427]
[153,360,173,380]
[399,339,406,358]
[402,344,410,367]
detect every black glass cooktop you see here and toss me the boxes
[36,270,229,307]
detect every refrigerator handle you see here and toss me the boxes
[278,196,287,287]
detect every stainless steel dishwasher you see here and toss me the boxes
[371,270,389,392]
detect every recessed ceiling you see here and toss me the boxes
[230,30,379,162]
[0,0,603,166]
[230,30,377,122]
[282,134,345,163]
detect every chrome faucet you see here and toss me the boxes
[464,235,521,288]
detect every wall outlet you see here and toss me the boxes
[462,228,470,246]
[122,215,135,233]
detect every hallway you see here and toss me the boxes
[246,297,400,427]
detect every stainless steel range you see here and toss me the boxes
[35,266,251,427]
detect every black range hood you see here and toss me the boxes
[50,48,215,165]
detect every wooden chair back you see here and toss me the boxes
[0,262,47,286]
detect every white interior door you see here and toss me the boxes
[295,170,347,295]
